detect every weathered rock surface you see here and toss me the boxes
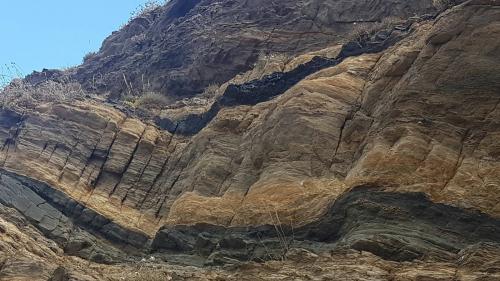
[155,17,418,135]
[0,103,174,235]
[26,0,439,99]
[2,1,500,235]
[151,186,500,264]
[0,170,148,248]
[161,1,500,226]
[0,170,146,264]
[1,0,500,280]
[2,207,500,281]
[344,0,500,216]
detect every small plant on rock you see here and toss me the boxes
[134,92,170,109]
[433,0,454,11]
[83,52,96,63]
[201,83,220,97]
[348,17,402,48]
[130,0,165,20]
[349,23,381,47]
[0,78,85,109]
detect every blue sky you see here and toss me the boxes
[0,0,157,84]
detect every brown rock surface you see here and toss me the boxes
[345,2,500,216]
[1,2,499,234]
[157,2,500,225]
[1,1,500,279]
[1,204,499,281]
[26,0,439,99]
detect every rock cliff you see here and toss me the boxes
[1,0,500,280]
[27,0,438,99]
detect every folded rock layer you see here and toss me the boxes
[1,0,500,280]
[2,0,500,232]
[27,0,439,98]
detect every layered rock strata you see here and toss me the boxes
[0,1,499,279]
[1,0,500,235]
[152,186,500,264]
[155,16,419,135]
[26,0,439,99]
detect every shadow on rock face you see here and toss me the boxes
[49,266,69,281]
[3,167,499,266]
[152,185,500,264]
[0,170,149,264]
[155,19,419,136]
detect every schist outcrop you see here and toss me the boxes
[1,0,499,280]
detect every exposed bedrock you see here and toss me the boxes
[152,186,500,264]
[1,1,500,280]
[0,170,148,247]
[0,170,147,263]
[45,0,438,99]
[0,1,498,259]
[3,198,500,280]
[154,18,418,136]
[160,1,500,229]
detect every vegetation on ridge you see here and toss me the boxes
[0,78,85,108]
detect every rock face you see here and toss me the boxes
[0,170,148,249]
[3,0,500,232]
[27,0,438,99]
[2,201,499,280]
[0,103,174,235]
[0,171,147,266]
[152,186,500,264]
[2,0,500,280]
[157,18,417,135]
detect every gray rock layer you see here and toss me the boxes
[152,186,500,264]
[26,0,438,98]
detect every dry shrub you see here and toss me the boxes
[248,52,291,81]
[1,63,24,90]
[433,0,454,11]
[122,269,173,281]
[201,83,220,97]
[83,52,96,63]
[254,52,290,72]
[349,23,382,47]
[0,78,85,108]
[267,209,295,261]
[348,17,402,47]
[135,92,170,109]
[130,0,164,20]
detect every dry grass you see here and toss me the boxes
[0,63,24,90]
[134,92,170,109]
[348,17,402,47]
[83,52,96,63]
[264,209,295,261]
[0,78,85,108]
[1,62,86,108]
[201,83,220,97]
[433,0,454,11]
[130,0,165,20]
[122,270,173,281]
[254,52,290,74]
